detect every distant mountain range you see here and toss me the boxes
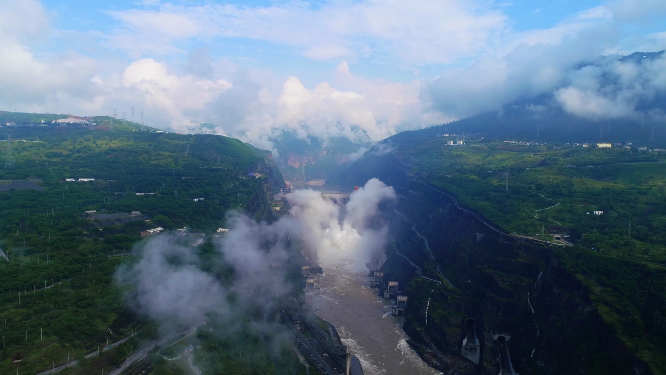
[412,108,664,146]
[415,51,666,147]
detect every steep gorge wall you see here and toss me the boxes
[339,155,650,375]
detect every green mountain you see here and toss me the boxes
[0,126,288,374]
[334,131,666,374]
[0,111,156,132]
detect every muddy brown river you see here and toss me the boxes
[316,259,441,375]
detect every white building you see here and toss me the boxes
[193,198,204,202]
[78,178,95,182]
[54,116,89,124]
[141,227,164,237]
[593,211,604,215]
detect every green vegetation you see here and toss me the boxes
[398,141,666,261]
[0,111,155,132]
[0,126,286,374]
[92,116,156,132]
[0,111,67,125]
[194,317,308,375]
[385,136,666,372]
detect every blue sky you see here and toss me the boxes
[33,0,662,83]
[0,0,665,148]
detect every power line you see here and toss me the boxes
[5,134,14,168]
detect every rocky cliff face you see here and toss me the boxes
[338,154,651,375]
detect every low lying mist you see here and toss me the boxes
[115,178,396,370]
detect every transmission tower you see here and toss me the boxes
[131,107,134,122]
[5,134,14,168]
[140,109,144,125]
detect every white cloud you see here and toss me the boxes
[0,0,443,147]
[494,6,613,59]
[369,143,395,156]
[609,0,666,22]
[347,147,369,162]
[424,23,619,118]
[555,87,636,119]
[554,52,666,120]
[303,45,352,61]
[0,0,102,112]
[106,0,507,64]
[277,77,380,140]
[104,6,207,57]
[204,61,446,150]
[0,0,49,40]
[121,58,232,132]
[137,0,160,6]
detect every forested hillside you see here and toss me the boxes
[0,127,287,374]
[335,133,666,374]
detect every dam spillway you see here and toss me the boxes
[461,318,480,365]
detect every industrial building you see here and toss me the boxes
[347,355,364,375]
[384,281,399,299]
[301,265,323,278]
[392,295,408,316]
[461,318,480,364]
[493,333,519,375]
[371,271,383,288]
